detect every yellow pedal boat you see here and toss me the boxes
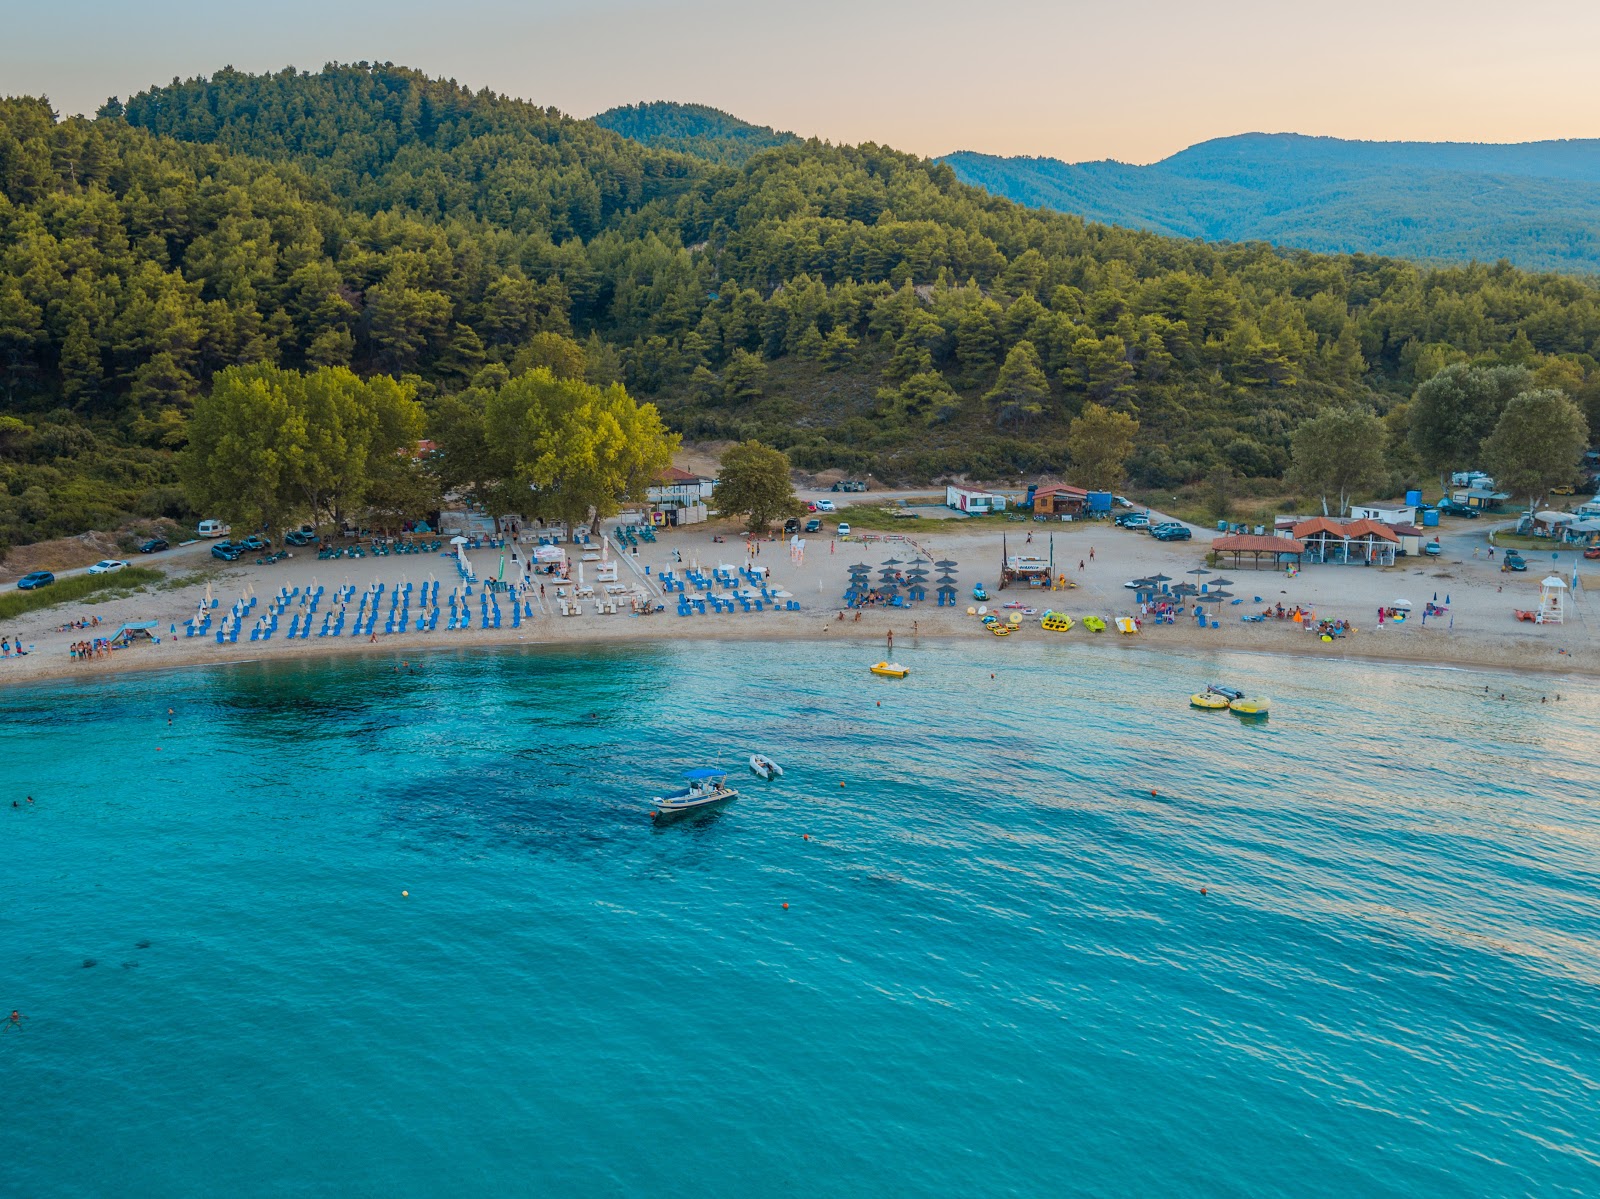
[1115,617,1139,635]
[869,661,908,678]
[1082,615,1106,632]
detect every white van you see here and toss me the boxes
[197,519,230,538]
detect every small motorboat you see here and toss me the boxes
[1041,611,1074,632]
[870,661,908,678]
[749,754,783,780]
[973,584,989,601]
[652,768,739,820]
[1082,616,1106,632]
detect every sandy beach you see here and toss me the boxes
[2,512,1594,687]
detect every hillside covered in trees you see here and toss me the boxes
[591,101,798,166]
[943,134,1600,274]
[2,64,1599,551]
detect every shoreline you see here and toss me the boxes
[3,517,1593,690]
[4,611,1595,690]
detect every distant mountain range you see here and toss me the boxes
[941,134,1600,273]
[588,107,1600,272]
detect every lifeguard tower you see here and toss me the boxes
[1538,574,1568,624]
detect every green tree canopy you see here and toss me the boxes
[712,440,797,532]
[1287,405,1389,516]
[1481,388,1590,508]
[1409,364,1533,484]
[986,341,1049,429]
[1065,402,1139,490]
[483,369,678,533]
[180,365,424,533]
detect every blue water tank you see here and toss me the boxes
[1405,489,1423,508]
[1086,491,1113,513]
[1422,508,1440,527]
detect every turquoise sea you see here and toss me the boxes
[3,640,1598,1197]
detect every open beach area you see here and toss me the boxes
[3,511,1594,685]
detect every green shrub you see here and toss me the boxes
[0,566,165,621]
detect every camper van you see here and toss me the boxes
[197,519,231,539]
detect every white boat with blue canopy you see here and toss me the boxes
[652,768,739,818]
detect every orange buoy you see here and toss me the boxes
[782,902,789,909]
[1200,887,1207,895]
[803,835,810,841]
[402,890,409,898]
[1150,789,1158,797]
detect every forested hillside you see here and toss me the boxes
[592,101,798,165]
[944,133,1600,273]
[2,65,1599,552]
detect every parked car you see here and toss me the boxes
[1113,495,1133,509]
[240,534,271,552]
[1585,546,1600,560]
[1502,550,1528,572]
[783,518,799,534]
[804,518,822,533]
[87,559,127,574]
[815,499,836,512]
[138,537,169,554]
[211,543,242,562]
[1115,512,1150,529]
[284,530,316,546]
[16,570,54,590]
[1423,542,1443,557]
[197,519,230,538]
[1437,502,1478,519]
[1551,485,1575,495]
[836,522,852,538]
[1152,525,1193,542]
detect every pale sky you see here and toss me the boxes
[6,0,1599,164]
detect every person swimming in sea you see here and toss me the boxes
[4,1010,25,1033]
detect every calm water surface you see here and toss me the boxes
[2,640,1598,1197]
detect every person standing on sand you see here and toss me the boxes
[1078,559,1085,571]
[1089,546,1095,560]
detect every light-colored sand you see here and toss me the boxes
[2,516,1594,687]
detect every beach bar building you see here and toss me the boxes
[1291,518,1400,566]
[1029,484,1089,518]
[1212,532,1304,570]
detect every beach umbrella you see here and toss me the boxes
[1147,573,1172,582]
[1171,583,1199,597]
[935,559,957,568]
[1208,590,1234,600]
[882,557,903,565]
[851,562,871,570]
[910,558,929,565]
[1209,577,1235,586]
[1186,567,1211,576]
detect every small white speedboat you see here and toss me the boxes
[652,768,739,820]
[749,754,783,780]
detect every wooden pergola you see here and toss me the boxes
[1211,533,1303,570]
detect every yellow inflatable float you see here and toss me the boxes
[1082,616,1106,633]
[1040,611,1074,632]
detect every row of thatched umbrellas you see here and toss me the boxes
[846,556,956,598]
[1129,567,1238,602]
